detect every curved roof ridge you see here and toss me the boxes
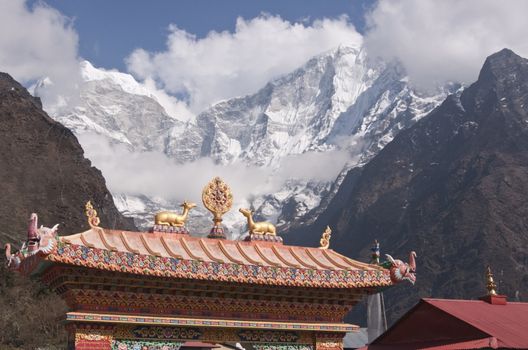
[179,237,204,261]
[321,249,353,270]
[304,248,335,270]
[160,235,183,259]
[235,242,265,266]
[331,251,380,270]
[217,240,244,264]
[271,245,301,268]
[97,228,118,251]
[119,231,140,254]
[60,232,82,245]
[79,232,96,248]
[199,239,225,263]
[253,244,281,267]
[289,247,317,269]
[140,233,162,257]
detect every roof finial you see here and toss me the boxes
[85,201,100,228]
[370,239,380,265]
[319,226,332,249]
[486,265,498,296]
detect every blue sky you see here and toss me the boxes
[32,0,374,71]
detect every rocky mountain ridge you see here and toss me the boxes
[286,49,528,324]
[0,72,135,239]
[0,72,136,349]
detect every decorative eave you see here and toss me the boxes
[14,227,393,289]
[65,312,359,332]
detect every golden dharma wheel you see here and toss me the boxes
[202,177,233,225]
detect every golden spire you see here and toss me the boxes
[486,265,498,296]
[319,226,332,249]
[202,177,233,238]
[85,201,100,228]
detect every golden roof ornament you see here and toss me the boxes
[239,208,276,236]
[486,265,498,296]
[202,177,233,238]
[155,201,196,227]
[85,201,100,228]
[319,226,332,249]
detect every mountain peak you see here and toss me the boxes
[79,60,145,90]
[483,48,522,65]
[479,48,527,79]
[462,48,528,114]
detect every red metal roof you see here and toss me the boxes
[363,298,528,349]
[424,298,528,349]
[358,337,499,349]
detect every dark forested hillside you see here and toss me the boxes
[286,49,528,324]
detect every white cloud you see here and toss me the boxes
[140,78,195,121]
[126,15,362,113]
[365,0,528,89]
[141,77,194,121]
[0,0,80,96]
[276,149,351,183]
[79,133,348,204]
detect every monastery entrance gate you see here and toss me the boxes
[5,178,416,350]
[59,264,358,350]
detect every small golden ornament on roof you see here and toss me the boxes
[85,201,100,228]
[486,265,498,296]
[155,201,196,227]
[239,208,276,236]
[202,177,233,238]
[319,226,332,249]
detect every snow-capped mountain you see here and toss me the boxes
[33,61,187,152]
[176,46,454,231]
[33,46,456,236]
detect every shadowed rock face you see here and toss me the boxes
[0,72,135,245]
[286,49,528,324]
[0,72,136,348]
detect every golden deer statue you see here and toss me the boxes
[155,201,196,227]
[239,208,276,235]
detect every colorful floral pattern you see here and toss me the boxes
[239,330,299,343]
[132,327,201,340]
[254,345,313,350]
[112,340,182,350]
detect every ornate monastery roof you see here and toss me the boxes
[61,228,377,271]
[6,178,414,289]
[39,227,392,289]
